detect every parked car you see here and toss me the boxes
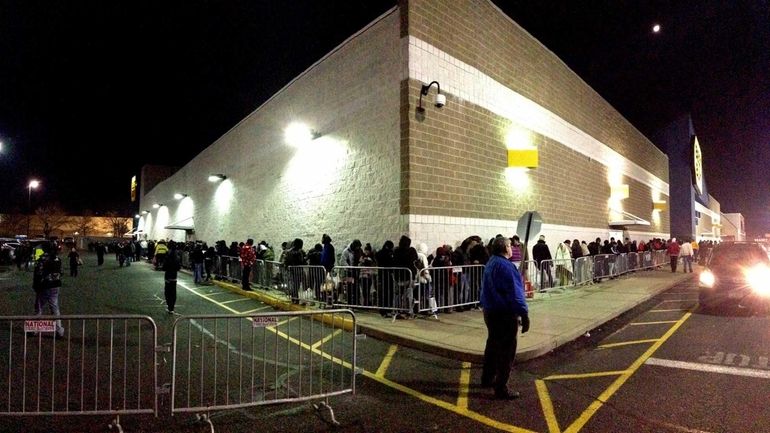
[699,241,770,311]
[0,243,15,265]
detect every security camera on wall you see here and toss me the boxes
[435,93,446,108]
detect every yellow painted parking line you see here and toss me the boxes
[564,312,692,433]
[268,316,298,329]
[312,329,342,349]
[457,362,471,409]
[536,380,561,433]
[240,306,272,314]
[629,320,679,326]
[181,281,538,433]
[598,339,660,349]
[544,370,628,380]
[220,298,251,305]
[376,345,398,377]
[649,308,688,312]
[658,299,695,303]
[362,370,538,433]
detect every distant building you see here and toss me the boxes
[656,115,722,241]
[0,213,133,245]
[721,213,746,241]
[138,0,671,252]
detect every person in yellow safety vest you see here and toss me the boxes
[154,240,169,270]
[691,240,699,263]
[33,243,46,262]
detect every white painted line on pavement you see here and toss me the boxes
[646,357,770,379]
[220,298,251,305]
[241,306,272,314]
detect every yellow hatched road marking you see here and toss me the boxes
[598,339,659,349]
[629,320,679,326]
[564,312,692,433]
[181,281,539,433]
[267,317,298,329]
[362,370,538,433]
[376,345,398,377]
[536,380,561,433]
[457,362,471,409]
[544,370,628,380]
[312,329,342,349]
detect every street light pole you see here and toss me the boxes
[27,179,40,237]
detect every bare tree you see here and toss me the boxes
[0,213,27,237]
[105,212,130,238]
[35,206,71,239]
[73,210,96,238]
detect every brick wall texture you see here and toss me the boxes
[401,0,670,236]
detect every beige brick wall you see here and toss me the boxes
[400,0,670,239]
[402,0,668,182]
[402,79,669,234]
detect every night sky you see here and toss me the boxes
[1,1,768,236]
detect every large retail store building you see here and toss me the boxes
[138,0,671,252]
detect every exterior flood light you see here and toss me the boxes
[610,185,629,200]
[173,193,188,200]
[285,122,320,148]
[141,210,149,215]
[208,174,226,182]
[152,203,161,209]
[418,81,445,112]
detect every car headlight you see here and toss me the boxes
[745,264,770,296]
[699,270,715,288]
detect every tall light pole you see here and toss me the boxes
[27,179,40,237]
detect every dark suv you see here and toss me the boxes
[698,241,770,311]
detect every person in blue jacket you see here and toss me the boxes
[480,237,530,399]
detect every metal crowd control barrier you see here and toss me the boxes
[416,265,484,313]
[286,265,328,305]
[170,310,356,424]
[0,315,158,422]
[572,256,594,286]
[330,267,414,315]
[536,259,575,293]
[255,260,286,293]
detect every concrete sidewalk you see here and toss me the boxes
[211,268,695,363]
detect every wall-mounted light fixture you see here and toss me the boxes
[652,200,667,212]
[610,185,629,200]
[285,122,321,148]
[141,210,149,215]
[173,193,188,200]
[417,81,445,112]
[208,174,227,182]
[505,126,538,170]
[152,203,163,209]
[134,214,141,218]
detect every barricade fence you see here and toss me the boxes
[0,315,157,417]
[170,310,356,417]
[415,265,484,313]
[329,267,414,314]
[0,310,356,427]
